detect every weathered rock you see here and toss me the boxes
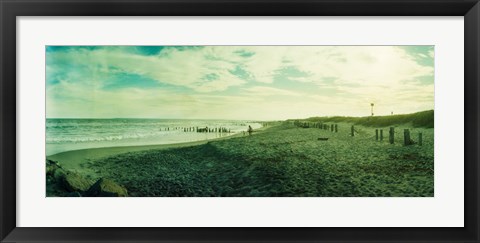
[53,168,67,181]
[62,172,92,193]
[46,159,61,176]
[86,178,128,197]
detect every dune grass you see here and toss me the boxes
[301,110,434,128]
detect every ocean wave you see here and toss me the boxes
[46,131,170,143]
[46,119,263,144]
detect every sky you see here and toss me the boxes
[46,46,434,120]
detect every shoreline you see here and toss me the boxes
[47,124,274,174]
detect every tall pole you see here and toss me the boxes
[371,103,374,116]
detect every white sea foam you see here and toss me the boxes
[46,119,262,155]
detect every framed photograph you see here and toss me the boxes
[1,0,479,242]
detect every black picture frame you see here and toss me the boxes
[1,0,479,242]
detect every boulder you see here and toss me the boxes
[46,159,61,176]
[86,178,128,197]
[61,172,92,193]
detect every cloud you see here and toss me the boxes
[243,86,300,97]
[47,47,247,93]
[46,46,434,119]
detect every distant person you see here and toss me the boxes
[248,125,253,136]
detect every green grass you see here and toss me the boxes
[299,110,434,128]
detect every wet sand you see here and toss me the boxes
[47,126,271,177]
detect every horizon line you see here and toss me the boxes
[46,109,433,121]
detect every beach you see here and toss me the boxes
[44,46,436,198]
[46,118,263,155]
[47,121,434,197]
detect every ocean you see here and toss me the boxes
[46,119,263,155]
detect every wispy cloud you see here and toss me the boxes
[243,86,301,97]
[46,46,434,119]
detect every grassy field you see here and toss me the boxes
[82,120,433,197]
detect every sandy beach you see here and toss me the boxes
[47,127,260,177]
[47,121,433,197]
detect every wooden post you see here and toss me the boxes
[389,127,394,144]
[380,130,383,141]
[351,125,355,137]
[418,132,423,146]
[335,124,338,133]
[404,129,411,146]
[375,129,378,141]
[331,124,334,132]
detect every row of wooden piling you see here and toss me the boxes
[160,126,232,133]
[196,127,231,133]
[401,128,422,146]
[375,127,422,146]
[293,121,424,146]
[293,121,339,133]
[352,126,422,146]
[317,123,339,133]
